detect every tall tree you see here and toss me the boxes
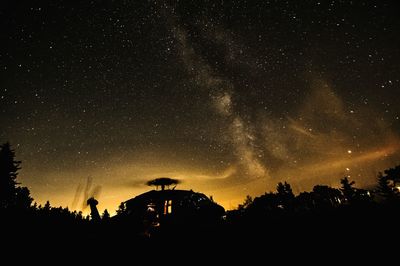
[276,182,294,209]
[0,142,33,209]
[340,176,356,203]
[0,142,21,208]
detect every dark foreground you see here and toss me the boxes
[4,204,399,263]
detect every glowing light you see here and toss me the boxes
[347,150,352,154]
[299,144,399,176]
[346,168,350,171]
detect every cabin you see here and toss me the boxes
[86,177,225,236]
[124,188,225,228]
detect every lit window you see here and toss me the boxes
[164,200,172,214]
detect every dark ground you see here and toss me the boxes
[4,204,398,264]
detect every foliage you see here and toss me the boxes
[238,195,253,210]
[276,181,295,209]
[340,176,356,203]
[102,209,110,220]
[0,142,33,209]
[2,141,400,247]
[116,202,127,215]
[146,177,180,190]
[377,172,399,202]
[384,165,400,186]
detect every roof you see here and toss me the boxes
[125,189,208,206]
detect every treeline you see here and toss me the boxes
[2,141,400,221]
[0,142,114,223]
[1,142,86,222]
[3,141,400,212]
[2,141,400,260]
[2,141,400,240]
[229,168,400,220]
[214,167,399,257]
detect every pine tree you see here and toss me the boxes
[0,142,21,209]
[276,182,294,198]
[238,195,253,210]
[0,142,33,210]
[15,186,33,209]
[102,209,110,220]
[116,202,126,215]
[276,181,295,209]
[340,176,356,203]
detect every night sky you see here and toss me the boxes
[1,0,400,213]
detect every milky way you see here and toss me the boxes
[1,1,399,212]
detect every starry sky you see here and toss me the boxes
[1,0,400,213]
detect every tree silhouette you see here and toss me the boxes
[340,176,356,203]
[377,172,398,202]
[43,200,51,211]
[102,209,110,220]
[0,142,21,208]
[276,182,294,209]
[340,176,373,205]
[296,191,315,211]
[146,177,180,191]
[248,192,279,215]
[116,202,126,215]
[0,142,32,209]
[15,186,33,209]
[312,185,342,208]
[238,195,253,211]
[384,165,400,188]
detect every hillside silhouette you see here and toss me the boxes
[1,142,400,262]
